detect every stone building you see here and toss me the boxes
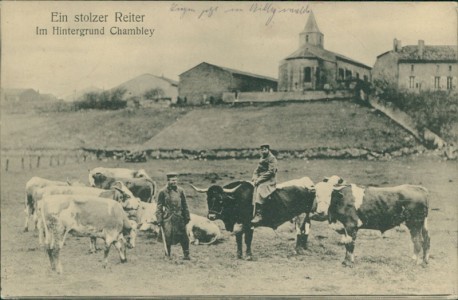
[372,39,458,91]
[178,62,277,105]
[278,11,371,92]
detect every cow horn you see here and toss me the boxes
[223,185,241,193]
[189,184,208,193]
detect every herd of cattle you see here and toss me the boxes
[23,167,431,274]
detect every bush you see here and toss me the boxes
[374,79,457,139]
[74,88,127,110]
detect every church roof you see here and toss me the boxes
[283,44,372,69]
[302,11,321,33]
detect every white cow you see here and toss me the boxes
[41,195,137,274]
[35,182,140,248]
[24,177,70,232]
[134,202,221,245]
[88,167,151,187]
[186,214,222,245]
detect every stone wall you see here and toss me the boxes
[81,145,428,162]
[223,90,353,103]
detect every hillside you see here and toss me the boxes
[1,101,419,152]
[142,101,418,151]
[1,108,189,150]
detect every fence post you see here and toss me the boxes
[50,155,53,167]
[5,159,9,172]
[57,155,60,166]
[21,157,25,170]
[29,156,32,170]
[37,156,41,168]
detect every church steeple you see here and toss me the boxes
[299,11,324,48]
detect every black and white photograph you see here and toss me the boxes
[1,1,457,297]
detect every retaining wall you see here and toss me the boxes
[223,90,353,103]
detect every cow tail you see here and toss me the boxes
[40,202,51,247]
[146,178,157,202]
[26,193,35,216]
[198,235,219,245]
[418,186,430,218]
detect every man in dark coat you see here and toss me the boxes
[251,144,278,225]
[156,172,191,260]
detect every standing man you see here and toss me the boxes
[251,144,278,225]
[156,172,191,260]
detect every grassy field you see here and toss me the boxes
[1,156,457,297]
[1,107,189,150]
[1,101,418,152]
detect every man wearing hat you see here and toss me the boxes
[251,143,278,225]
[156,172,191,260]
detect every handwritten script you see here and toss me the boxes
[170,2,310,26]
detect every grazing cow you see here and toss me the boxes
[191,177,316,260]
[314,181,430,266]
[24,177,72,232]
[41,195,137,274]
[91,173,157,203]
[35,182,141,247]
[88,167,151,187]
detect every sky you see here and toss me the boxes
[2,1,457,99]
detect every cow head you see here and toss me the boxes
[91,173,109,188]
[124,220,138,249]
[137,202,159,233]
[134,169,150,179]
[190,184,240,221]
[112,181,140,211]
[313,176,345,220]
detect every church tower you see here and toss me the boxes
[299,11,324,48]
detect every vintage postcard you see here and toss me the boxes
[1,1,457,298]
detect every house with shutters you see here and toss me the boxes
[278,11,371,92]
[372,39,458,91]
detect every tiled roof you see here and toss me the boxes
[283,44,371,69]
[378,45,457,62]
[182,62,277,82]
[397,45,457,62]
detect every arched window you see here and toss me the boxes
[338,68,344,80]
[304,67,312,82]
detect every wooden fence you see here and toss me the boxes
[0,151,100,172]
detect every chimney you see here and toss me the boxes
[418,40,425,58]
[393,38,402,52]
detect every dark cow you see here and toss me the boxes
[191,181,254,260]
[191,177,316,260]
[314,182,430,266]
[91,173,157,203]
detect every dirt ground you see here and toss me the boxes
[1,156,457,297]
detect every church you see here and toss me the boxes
[278,11,371,92]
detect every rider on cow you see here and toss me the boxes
[251,144,278,225]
